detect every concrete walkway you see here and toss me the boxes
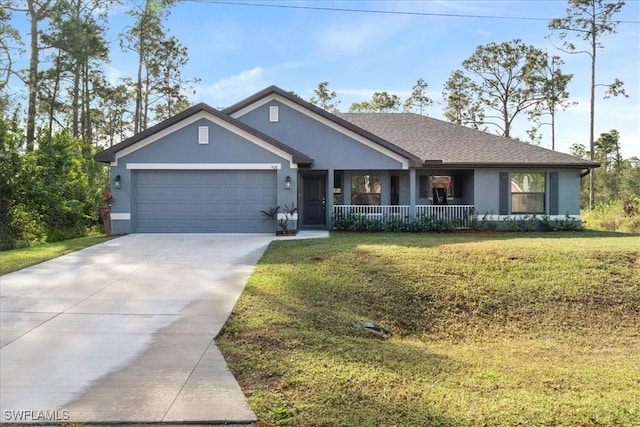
[0,232,326,424]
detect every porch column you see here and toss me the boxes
[326,169,334,229]
[409,169,416,218]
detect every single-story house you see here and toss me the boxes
[95,85,598,234]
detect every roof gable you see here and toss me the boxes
[94,102,313,165]
[223,86,423,168]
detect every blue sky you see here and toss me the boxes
[8,0,640,157]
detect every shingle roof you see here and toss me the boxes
[96,86,598,170]
[337,113,598,168]
[94,102,313,165]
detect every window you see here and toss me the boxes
[390,175,399,205]
[198,126,209,144]
[351,174,381,205]
[511,172,545,214]
[333,172,343,205]
[419,175,453,199]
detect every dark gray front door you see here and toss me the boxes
[303,174,326,226]
[134,170,276,233]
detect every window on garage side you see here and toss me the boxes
[351,174,381,205]
[511,172,545,214]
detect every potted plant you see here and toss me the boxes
[261,204,298,236]
[280,203,298,235]
[99,191,113,235]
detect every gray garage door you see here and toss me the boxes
[134,170,276,232]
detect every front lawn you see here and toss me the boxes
[217,232,640,427]
[0,235,114,275]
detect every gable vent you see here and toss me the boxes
[269,106,279,123]
[198,126,209,144]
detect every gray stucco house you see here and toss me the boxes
[95,85,598,234]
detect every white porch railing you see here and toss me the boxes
[333,205,412,218]
[333,205,475,229]
[416,205,475,228]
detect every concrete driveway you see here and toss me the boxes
[0,233,283,424]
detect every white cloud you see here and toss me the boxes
[474,28,492,38]
[319,24,378,54]
[333,31,371,51]
[202,67,265,104]
[316,13,411,56]
[277,60,314,70]
[105,65,125,86]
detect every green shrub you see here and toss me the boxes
[1,128,108,250]
[332,210,584,234]
[332,212,458,233]
[0,204,47,250]
[582,196,640,233]
[550,214,582,231]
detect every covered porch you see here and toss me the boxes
[298,168,476,230]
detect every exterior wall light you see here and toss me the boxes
[114,174,121,189]
[284,175,292,190]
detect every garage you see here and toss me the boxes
[134,170,276,233]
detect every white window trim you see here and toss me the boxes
[269,106,279,122]
[198,126,209,144]
[510,172,546,214]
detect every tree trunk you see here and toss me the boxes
[551,108,556,151]
[72,64,80,137]
[166,72,172,117]
[135,51,143,134]
[26,10,39,151]
[503,99,510,138]
[133,1,148,134]
[589,3,597,210]
[83,60,92,147]
[47,52,62,142]
[25,0,54,150]
[143,71,150,131]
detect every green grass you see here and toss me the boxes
[0,235,114,275]
[217,231,640,427]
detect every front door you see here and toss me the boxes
[303,174,326,226]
